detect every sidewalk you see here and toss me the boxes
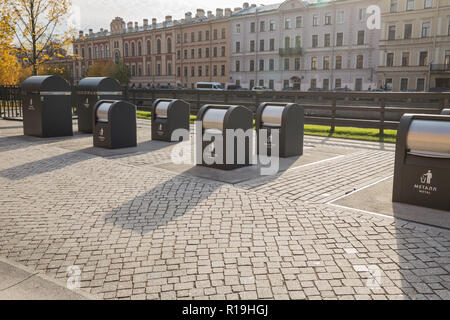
[0,257,96,300]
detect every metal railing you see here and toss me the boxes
[2,85,450,137]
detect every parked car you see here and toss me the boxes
[226,84,243,90]
[252,86,273,92]
[308,87,326,92]
[196,82,225,90]
[333,87,352,92]
[157,84,174,90]
[429,87,450,92]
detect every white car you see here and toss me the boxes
[196,82,225,90]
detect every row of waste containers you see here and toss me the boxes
[20,75,450,212]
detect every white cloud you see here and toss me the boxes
[72,0,277,31]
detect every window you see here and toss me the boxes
[355,78,363,91]
[184,49,187,59]
[404,24,412,39]
[249,80,255,89]
[336,33,343,46]
[402,52,410,66]
[236,42,241,53]
[400,78,409,91]
[313,15,319,26]
[146,40,151,55]
[386,53,394,67]
[295,58,300,71]
[167,63,172,76]
[259,79,264,86]
[325,13,332,25]
[357,30,365,45]
[417,78,425,91]
[184,67,187,77]
[419,51,428,66]
[359,8,366,21]
[250,40,255,52]
[406,0,414,11]
[311,57,317,70]
[422,22,431,37]
[156,39,161,54]
[184,33,188,43]
[249,60,255,72]
[312,35,318,48]
[157,64,161,76]
[191,67,195,77]
[295,36,301,48]
[285,19,291,29]
[296,16,303,28]
[177,34,181,44]
[213,29,218,40]
[236,24,241,33]
[198,66,202,77]
[123,44,127,57]
[221,28,226,39]
[356,55,364,69]
[213,47,217,57]
[283,80,290,89]
[323,56,330,70]
[269,20,275,31]
[259,59,264,71]
[167,38,172,53]
[269,80,274,90]
[284,58,290,71]
[191,49,194,59]
[337,11,344,24]
[335,56,342,69]
[205,65,209,76]
[424,0,432,8]
[206,31,210,40]
[198,48,202,58]
[131,65,136,76]
[260,21,265,32]
[176,50,180,60]
[284,37,290,49]
[270,39,275,51]
[269,59,274,71]
[324,34,330,47]
[448,20,450,35]
[390,0,398,12]
[191,32,195,42]
[335,78,342,89]
[310,79,317,89]
[260,39,265,51]
[94,46,98,59]
[177,67,181,77]
[323,79,329,90]
[235,61,240,72]
[388,25,396,40]
[221,46,225,57]
[250,22,256,33]
[198,31,202,41]
[100,46,104,59]
[205,48,210,58]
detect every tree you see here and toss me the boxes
[5,0,73,75]
[0,0,21,84]
[86,60,131,86]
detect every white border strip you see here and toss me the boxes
[328,175,394,204]
[328,203,395,220]
[287,154,347,172]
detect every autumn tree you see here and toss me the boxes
[0,0,21,84]
[86,60,131,86]
[5,0,73,75]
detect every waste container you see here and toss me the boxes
[393,114,450,211]
[151,99,190,141]
[197,104,253,170]
[93,100,137,149]
[441,109,450,115]
[255,102,304,157]
[76,77,123,133]
[21,75,73,137]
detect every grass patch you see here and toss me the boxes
[136,111,396,143]
[304,124,397,143]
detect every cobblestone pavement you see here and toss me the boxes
[0,119,449,300]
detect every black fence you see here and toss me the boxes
[2,85,450,136]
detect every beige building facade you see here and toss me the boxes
[377,0,450,91]
[72,8,233,88]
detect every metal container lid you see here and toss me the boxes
[96,102,113,122]
[261,105,284,127]
[21,75,70,93]
[155,101,171,118]
[202,108,227,131]
[77,77,122,93]
[407,119,450,158]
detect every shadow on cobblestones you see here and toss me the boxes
[104,173,223,234]
[0,149,93,180]
[0,133,90,153]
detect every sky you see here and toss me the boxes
[71,0,280,32]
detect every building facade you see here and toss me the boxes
[230,0,381,91]
[72,8,233,87]
[377,0,450,91]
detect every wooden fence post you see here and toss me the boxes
[330,97,336,133]
[379,98,385,138]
